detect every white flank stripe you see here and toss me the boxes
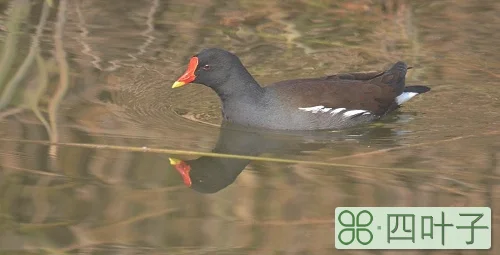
[298,105,325,113]
[331,108,346,115]
[343,110,367,117]
[299,106,371,118]
[396,92,419,105]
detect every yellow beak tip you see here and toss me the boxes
[172,81,186,88]
[169,158,182,165]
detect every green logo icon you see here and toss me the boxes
[337,210,374,245]
[335,207,491,250]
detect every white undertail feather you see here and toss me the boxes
[396,92,419,105]
[298,106,371,117]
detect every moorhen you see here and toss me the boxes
[172,48,430,130]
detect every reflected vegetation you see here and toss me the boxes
[0,0,499,254]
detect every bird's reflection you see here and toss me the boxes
[169,123,279,193]
[169,119,419,194]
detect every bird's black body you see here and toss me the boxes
[173,48,430,130]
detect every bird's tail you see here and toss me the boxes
[379,61,408,95]
[395,85,431,105]
[403,85,431,94]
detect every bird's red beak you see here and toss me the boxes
[172,57,198,88]
[169,158,192,186]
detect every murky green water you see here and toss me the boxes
[0,0,499,254]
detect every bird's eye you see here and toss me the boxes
[202,64,210,71]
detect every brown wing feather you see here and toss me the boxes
[268,62,407,115]
[325,70,385,81]
[272,80,396,115]
[271,70,385,86]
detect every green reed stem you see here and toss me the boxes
[48,0,69,157]
[0,0,30,94]
[31,53,52,135]
[0,1,50,109]
[0,138,437,173]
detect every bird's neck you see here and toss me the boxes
[214,66,265,103]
